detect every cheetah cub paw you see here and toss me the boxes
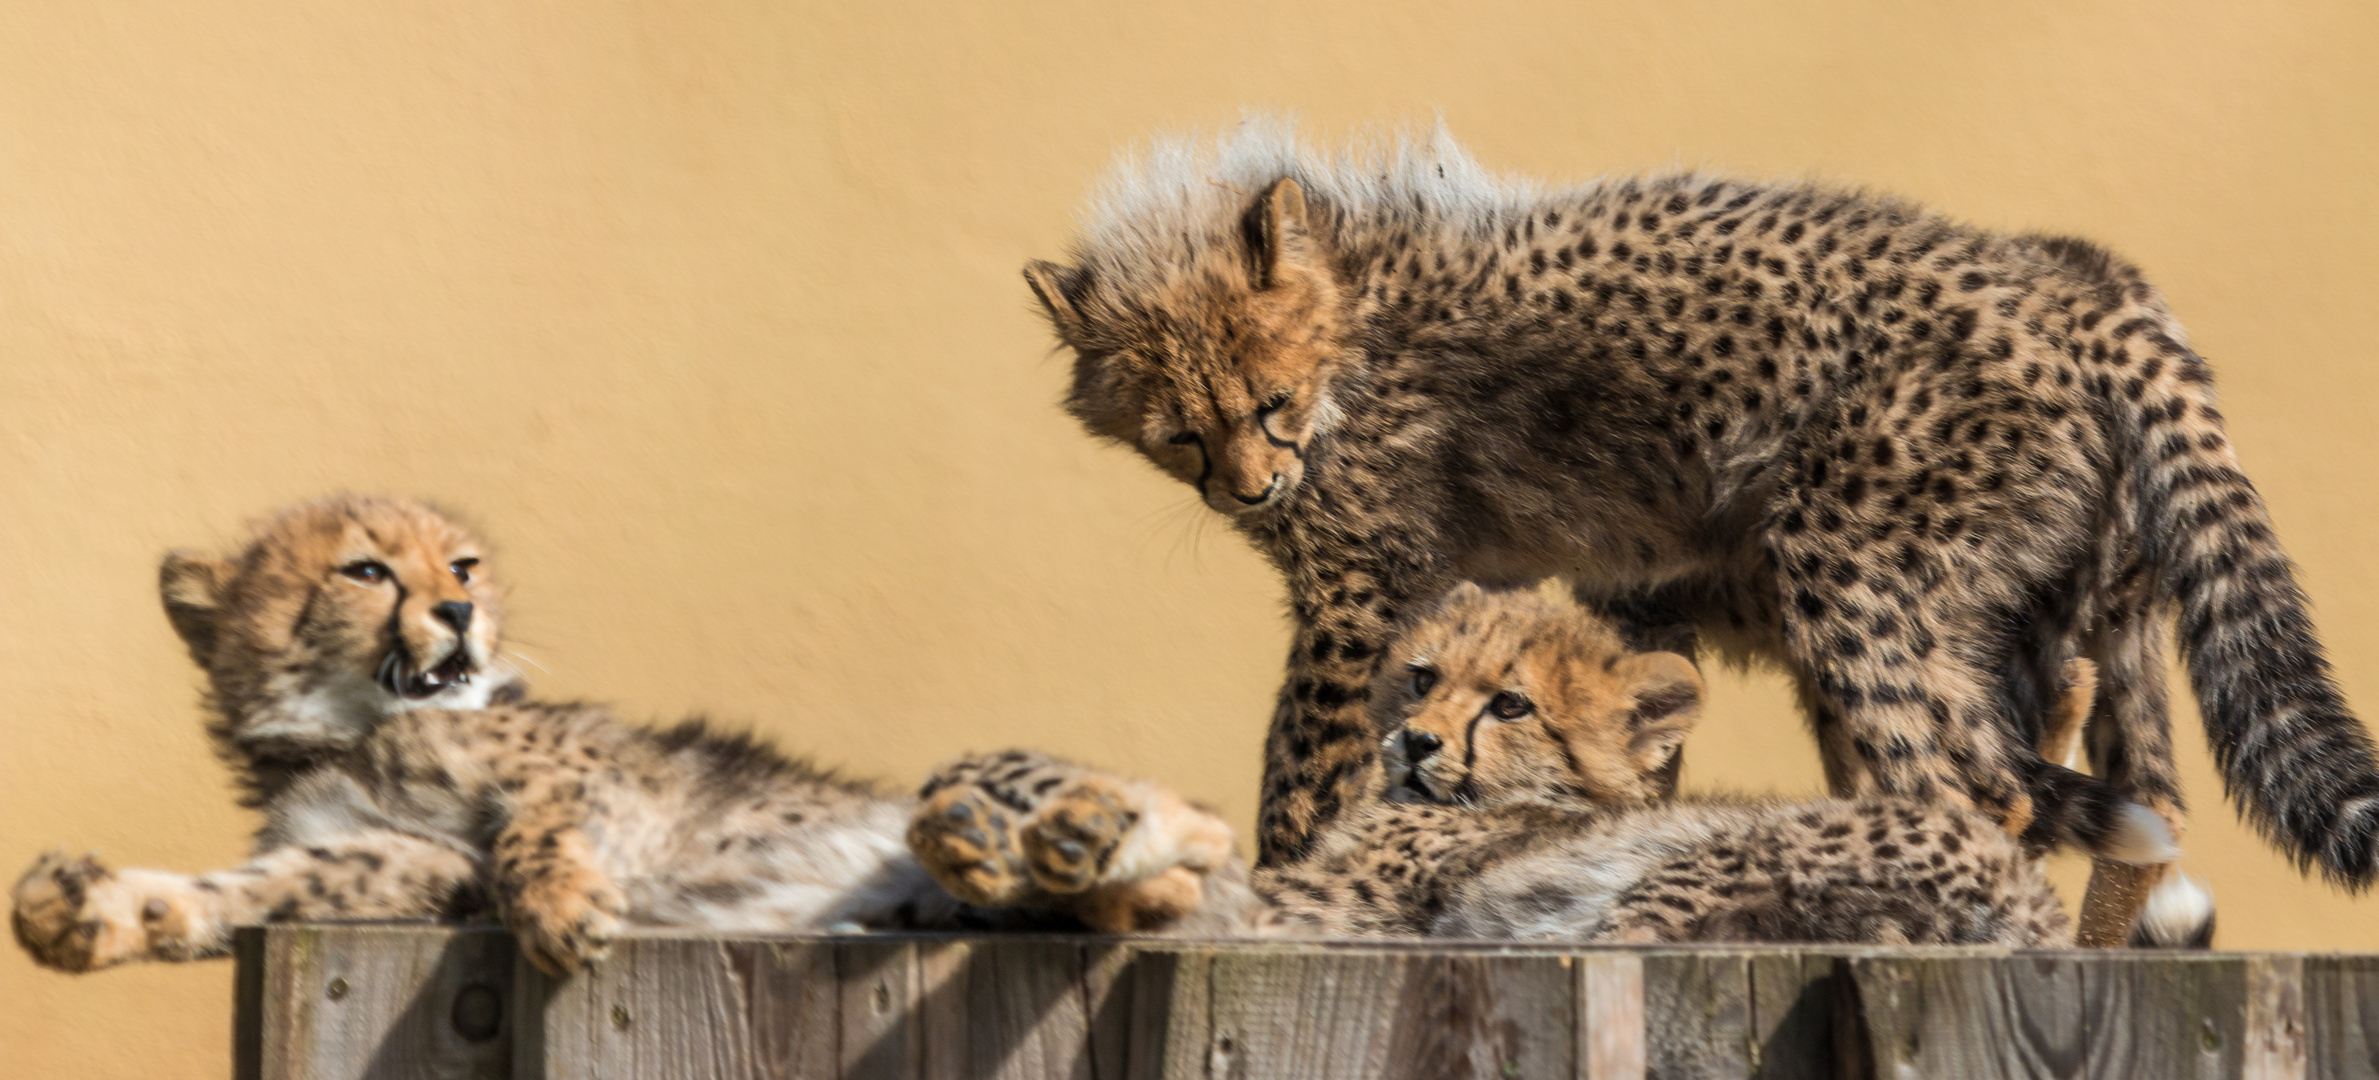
[12,851,210,971]
[506,864,629,975]
[909,751,1237,931]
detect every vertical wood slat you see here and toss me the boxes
[2307,955,2379,1080]
[1744,951,1841,1080]
[1192,946,1573,1079]
[1642,951,1752,1080]
[1578,953,1645,1080]
[1847,952,2248,1079]
[916,938,1099,1080]
[234,924,516,1080]
[2248,954,2307,1080]
[838,940,921,1080]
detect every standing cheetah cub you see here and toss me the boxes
[11,496,1108,975]
[915,584,2122,946]
[1027,122,2379,888]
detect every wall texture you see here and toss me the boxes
[4,1,2376,1074]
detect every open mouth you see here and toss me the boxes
[378,649,475,700]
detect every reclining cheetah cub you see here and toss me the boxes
[11,496,1140,974]
[917,584,2150,945]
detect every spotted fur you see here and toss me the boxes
[12,496,985,975]
[913,584,2073,946]
[1028,121,2379,888]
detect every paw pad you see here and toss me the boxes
[1023,787,1136,894]
[909,788,1032,906]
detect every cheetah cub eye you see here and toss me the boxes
[341,560,391,584]
[1409,665,1438,696]
[1486,692,1533,720]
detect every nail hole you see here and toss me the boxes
[326,977,349,1001]
[451,983,503,1043]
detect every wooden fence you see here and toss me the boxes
[231,925,2379,1079]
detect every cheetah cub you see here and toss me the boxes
[1028,122,2379,887]
[915,584,2119,946]
[13,496,1021,975]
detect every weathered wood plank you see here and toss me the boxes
[742,942,843,1079]
[533,936,840,1080]
[1642,951,1751,1080]
[839,940,922,1080]
[2246,953,2306,1080]
[2307,955,2379,1080]
[1577,952,1645,1080]
[1199,947,1573,1080]
[539,938,748,1080]
[916,938,1101,1080]
[1745,951,1840,1080]
[1078,942,1142,1080]
[235,924,515,1080]
[1147,947,1211,1080]
[1849,952,2246,1079]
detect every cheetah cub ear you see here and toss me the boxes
[159,551,231,665]
[1251,178,1321,288]
[1611,651,1703,787]
[1022,260,1089,346]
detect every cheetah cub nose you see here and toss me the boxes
[432,600,474,632]
[1400,729,1442,762]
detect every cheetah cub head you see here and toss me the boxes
[159,495,516,760]
[1026,176,1352,516]
[1377,582,1702,810]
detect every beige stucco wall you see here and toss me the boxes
[5,0,2377,1074]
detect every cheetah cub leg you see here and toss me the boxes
[494,823,629,975]
[910,751,1238,932]
[13,833,478,972]
[2041,659,2213,947]
[490,781,634,974]
[13,853,217,972]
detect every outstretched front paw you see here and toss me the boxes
[11,851,199,972]
[507,867,628,975]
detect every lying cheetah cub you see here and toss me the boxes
[916,584,2094,945]
[12,496,1066,974]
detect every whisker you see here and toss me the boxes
[504,648,551,675]
[1151,497,1224,573]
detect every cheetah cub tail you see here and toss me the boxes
[2129,870,2217,949]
